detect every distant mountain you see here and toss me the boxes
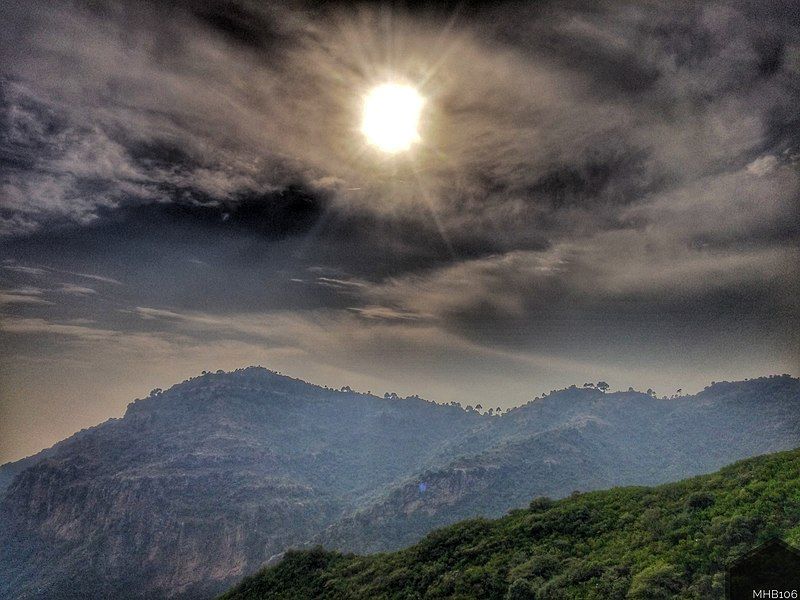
[220,447,800,599]
[0,369,798,599]
[318,376,800,554]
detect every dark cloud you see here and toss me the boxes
[188,1,297,53]
[97,185,327,240]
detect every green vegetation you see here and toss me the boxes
[221,448,800,599]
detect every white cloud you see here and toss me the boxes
[746,155,779,177]
[0,291,54,306]
[57,283,97,296]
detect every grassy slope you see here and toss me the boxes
[220,448,800,599]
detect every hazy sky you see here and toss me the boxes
[1,0,798,463]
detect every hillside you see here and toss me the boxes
[317,377,800,554]
[221,448,800,599]
[1,370,798,599]
[0,368,482,599]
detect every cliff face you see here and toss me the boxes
[2,457,334,599]
[1,370,798,599]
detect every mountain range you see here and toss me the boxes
[1,368,798,599]
[221,447,800,599]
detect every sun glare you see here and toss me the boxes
[362,83,424,153]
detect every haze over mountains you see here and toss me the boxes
[0,368,798,599]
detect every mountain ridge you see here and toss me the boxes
[1,368,798,599]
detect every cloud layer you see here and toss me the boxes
[1,0,798,462]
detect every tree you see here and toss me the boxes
[686,492,715,509]
[475,404,483,411]
[505,578,537,600]
[597,381,610,392]
[627,562,683,599]
[528,496,553,511]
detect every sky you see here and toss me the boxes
[1,0,798,464]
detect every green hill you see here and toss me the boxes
[220,448,800,600]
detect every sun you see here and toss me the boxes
[361,83,424,153]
